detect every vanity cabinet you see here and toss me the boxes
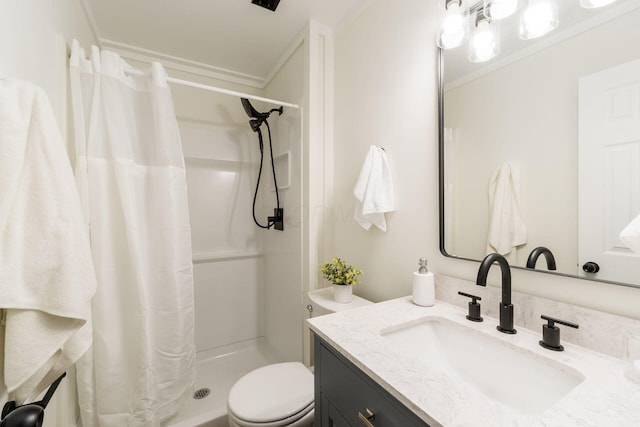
[313,334,428,427]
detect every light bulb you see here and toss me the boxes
[580,0,617,8]
[472,21,495,49]
[437,0,469,49]
[474,46,497,62]
[469,18,499,62]
[485,0,518,20]
[520,1,558,39]
[440,28,467,48]
[443,2,464,34]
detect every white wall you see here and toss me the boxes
[445,8,640,272]
[333,0,640,320]
[332,0,440,303]
[1,1,97,133]
[1,2,97,426]
[262,43,306,362]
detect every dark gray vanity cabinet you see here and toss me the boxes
[313,334,429,427]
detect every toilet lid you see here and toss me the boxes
[228,362,314,423]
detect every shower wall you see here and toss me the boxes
[169,52,305,360]
[170,77,267,356]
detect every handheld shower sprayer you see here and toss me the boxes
[240,98,284,230]
[241,98,282,132]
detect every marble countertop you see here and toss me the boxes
[307,297,640,427]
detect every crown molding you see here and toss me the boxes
[333,0,377,37]
[100,39,266,88]
[78,0,103,46]
[263,26,307,87]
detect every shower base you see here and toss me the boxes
[162,338,279,427]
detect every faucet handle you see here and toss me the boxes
[539,315,579,352]
[458,291,483,322]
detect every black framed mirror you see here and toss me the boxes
[438,0,640,288]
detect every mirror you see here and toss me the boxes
[439,0,640,287]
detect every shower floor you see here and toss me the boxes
[162,338,279,427]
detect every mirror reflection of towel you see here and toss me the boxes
[486,163,527,261]
[353,146,396,232]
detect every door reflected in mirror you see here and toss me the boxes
[440,0,640,287]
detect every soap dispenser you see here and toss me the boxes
[413,258,434,307]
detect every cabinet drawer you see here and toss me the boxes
[315,336,428,427]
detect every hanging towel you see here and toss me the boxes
[0,80,96,404]
[620,214,640,254]
[486,163,527,260]
[353,145,396,232]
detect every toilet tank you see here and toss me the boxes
[304,287,374,366]
[307,287,374,317]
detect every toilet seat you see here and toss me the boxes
[228,403,313,427]
[227,362,314,427]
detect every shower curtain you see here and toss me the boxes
[69,41,196,426]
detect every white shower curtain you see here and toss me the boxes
[69,41,196,426]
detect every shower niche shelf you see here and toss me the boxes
[184,156,257,169]
[272,150,291,191]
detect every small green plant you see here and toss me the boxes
[320,257,364,286]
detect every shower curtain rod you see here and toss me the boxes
[68,40,298,109]
[167,76,300,109]
[124,67,299,109]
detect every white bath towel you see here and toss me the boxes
[620,214,640,254]
[0,80,96,404]
[486,163,527,260]
[353,145,396,232]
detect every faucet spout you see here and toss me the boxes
[525,246,557,271]
[476,253,511,305]
[476,253,516,334]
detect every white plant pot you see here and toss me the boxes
[333,284,353,303]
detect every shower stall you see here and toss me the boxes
[162,44,305,427]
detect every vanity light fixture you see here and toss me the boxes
[438,0,619,62]
[437,0,470,49]
[469,9,500,62]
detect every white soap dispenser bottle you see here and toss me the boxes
[412,258,434,307]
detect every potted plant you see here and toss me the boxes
[320,257,364,303]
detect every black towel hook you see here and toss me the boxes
[1,372,66,427]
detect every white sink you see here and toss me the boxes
[380,316,585,414]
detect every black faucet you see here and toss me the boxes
[525,246,557,271]
[476,253,516,334]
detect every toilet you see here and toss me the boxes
[227,287,373,427]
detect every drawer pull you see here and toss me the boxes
[358,408,375,427]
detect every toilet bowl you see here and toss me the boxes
[227,288,373,427]
[227,362,314,427]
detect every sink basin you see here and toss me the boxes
[380,316,584,414]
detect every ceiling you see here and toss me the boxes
[85,0,368,83]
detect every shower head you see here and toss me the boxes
[241,98,269,120]
[241,98,284,132]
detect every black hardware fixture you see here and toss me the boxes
[582,261,600,274]
[1,373,66,427]
[458,291,483,322]
[539,315,579,351]
[251,0,281,12]
[240,98,284,231]
[525,246,557,271]
[476,253,516,334]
